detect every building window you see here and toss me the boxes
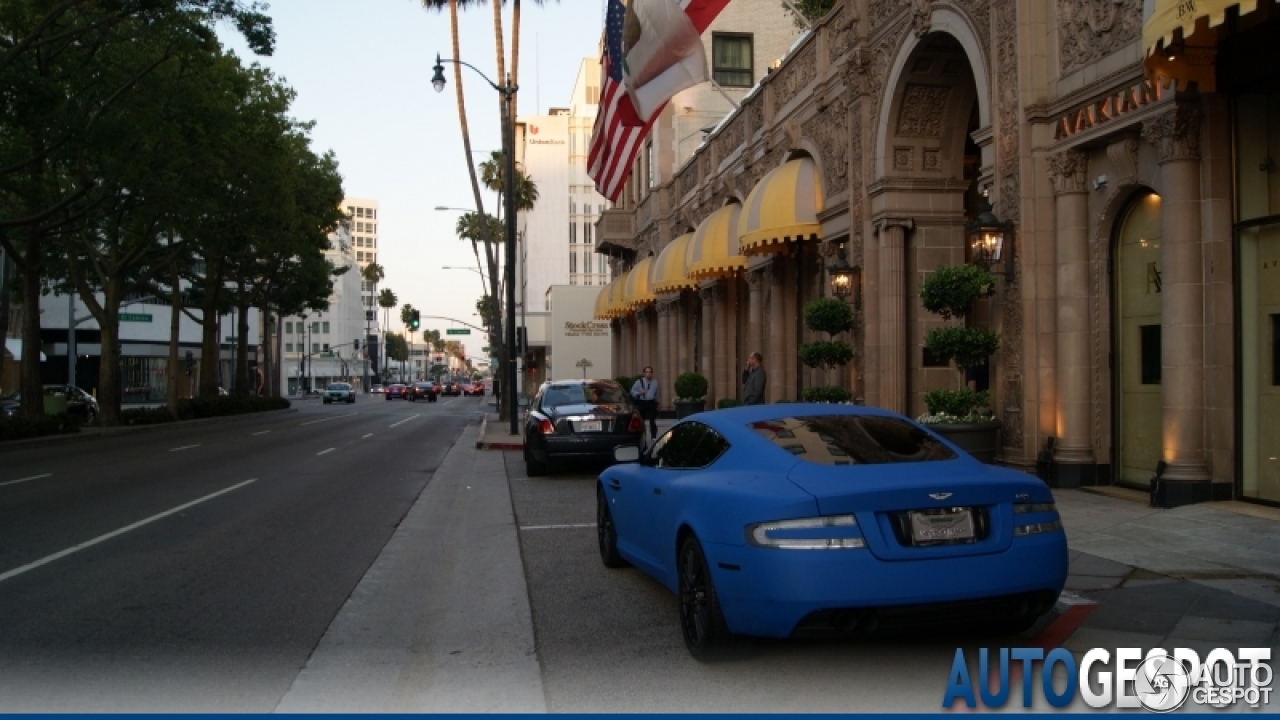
[1140,324,1161,385]
[645,141,654,188]
[312,343,320,353]
[285,343,293,353]
[712,33,753,87]
[311,322,319,333]
[584,222,592,245]
[322,321,330,334]
[569,250,577,273]
[323,343,330,352]
[570,222,577,244]
[285,321,293,334]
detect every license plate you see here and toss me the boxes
[909,509,975,543]
[575,420,603,433]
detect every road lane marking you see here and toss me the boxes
[301,413,358,426]
[362,434,373,439]
[389,414,420,428]
[0,473,52,488]
[0,478,259,585]
[317,448,335,456]
[519,523,595,531]
[252,430,271,436]
[170,444,201,452]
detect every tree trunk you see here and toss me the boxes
[18,232,44,420]
[166,256,182,417]
[198,261,223,397]
[95,300,122,426]
[0,248,11,370]
[235,291,250,395]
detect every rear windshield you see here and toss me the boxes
[541,382,627,408]
[327,383,351,391]
[748,415,956,465]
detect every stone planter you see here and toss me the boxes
[674,399,705,419]
[927,419,1002,464]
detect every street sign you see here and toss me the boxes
[120,313,152,322]
[446,328,470,335]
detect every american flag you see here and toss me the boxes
[587,0,657,203]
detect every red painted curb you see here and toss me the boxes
[482,442,523,451]
[1029,602,1097,651]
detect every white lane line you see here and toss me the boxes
[252,430,271,436]
[0,473,52,488]
[0,478,258,584]
[170,444,201,452]
[519,523,596,531]
[301,414,358,426]
[317,448,335,456]
[389,414,420,428]
[362,433,373,439]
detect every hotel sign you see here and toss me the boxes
[1054,79,1165,140]
[564,321,609,337]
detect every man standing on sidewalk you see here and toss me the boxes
[742,352,766,405]
[630,366,659,439]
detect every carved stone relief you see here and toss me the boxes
[953,0,991,49]
[897,85,952,137]
[912,0,932,37]
[923,148,941,170]
[1106,136,1140,183]
[868,21,914,132]
[1047,149,1088,195]
[718,111,747,157]
[850,100,864,234]
[828,6,858,64]
[869,0,903,30]
[774,43,818,110]
[699,151,711,181]
[1058,0,1142,76]
[995,0,1024,453]
[1141,101,1202,163]
[894,147,914,171]
[678,165,698,198]
[803,98,850,197]
[747,96,764,138]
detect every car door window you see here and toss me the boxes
[647,422,727,469]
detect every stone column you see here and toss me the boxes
[700,286,715,404]
[1143,101,1210,485]
[717,282,733,404]
[655,302,670,408]
[637,310,648,378]
[767,261,787,403]
[876,218,913,414]
[747,269,765,378]
[676,294,690,383]
[611,320,621,378]
[1048,150,1094,471]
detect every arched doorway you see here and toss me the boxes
[1112,191,1163,487]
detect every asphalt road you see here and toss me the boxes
[0,394,485,712]
[505,453,988,714]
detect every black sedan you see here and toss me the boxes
[440,380,462,397]
[407,381,438,402]
[522,379,645,476]
[0,384,100,424]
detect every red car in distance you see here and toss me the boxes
[385,383,407,400]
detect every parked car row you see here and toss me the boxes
[0,384,100,424]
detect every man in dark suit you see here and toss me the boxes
[742,351,766,405]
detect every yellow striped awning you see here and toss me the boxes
[651,233,696,294]
[1143,0,1270,90]
[608,269,632,317]
[624,257,656,309]
[738,157,824,255]
[593,282,612,320]
[687,203,746,280]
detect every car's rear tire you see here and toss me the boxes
[524,438,548,477]
[348,397,355,404]
[678,535,737,660]
[597,486,629,568]
[323,399,330,404]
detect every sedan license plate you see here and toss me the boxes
[574,420,603,433]
[909,509,975,543]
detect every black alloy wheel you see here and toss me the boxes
[596,486,629,568]
[677,535,735,660]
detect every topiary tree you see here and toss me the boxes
[674,371,708,401]
[799,297,854,403]
[919,265,1000,421]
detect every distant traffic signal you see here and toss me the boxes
[353,339,360,350]
[410,310,421,330]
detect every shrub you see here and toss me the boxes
[798,340,855,369]
[122,407,178,425]
[0,413,81,443]
[716,398,740,409]
[922,326,1000,371]
[919,264,995,319]
[920,388,992,424]
[177,395,290,420]
[674,372,708,400]
[802,386,852,403]
[615,376,634,393]
[803,297,854,335]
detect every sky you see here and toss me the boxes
[218,0,605,361]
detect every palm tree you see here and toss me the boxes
[361,262,385,378]
[378,287,398,373]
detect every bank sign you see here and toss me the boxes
[943,646,1272,711]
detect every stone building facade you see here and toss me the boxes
[595,0,1280,507]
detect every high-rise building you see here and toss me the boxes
[279,222,363,394]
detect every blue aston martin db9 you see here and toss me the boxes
[596,404,1068,659]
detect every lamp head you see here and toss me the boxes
[431,55,446,93]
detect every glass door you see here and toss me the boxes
[1114,192,1164,487]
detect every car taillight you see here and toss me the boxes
[628,413,643,432]
[538,418,555,435]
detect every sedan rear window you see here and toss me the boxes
[327,383,351,391]
[541,382,627,408]
[748,415,956,465]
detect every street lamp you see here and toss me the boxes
[967,195,1014,283]
[432,52,520,436]
[826,244,861,308]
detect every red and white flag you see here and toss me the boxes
[588,0,730,202]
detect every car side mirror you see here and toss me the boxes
[613,445,641,463]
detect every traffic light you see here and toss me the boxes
[353,339,360,351]
[515,326,527,354]
[410,310,420,330]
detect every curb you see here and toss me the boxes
[475,415,524,451]
[0,407,299,453]
[476,415,488,448]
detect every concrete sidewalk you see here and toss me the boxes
[276,422,545,712]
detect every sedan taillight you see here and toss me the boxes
[627,413,643,433]
[538,418,555,435]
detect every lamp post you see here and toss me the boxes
[432,53,519,435]
[826,244,861,308]
[967,196,1014,283]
